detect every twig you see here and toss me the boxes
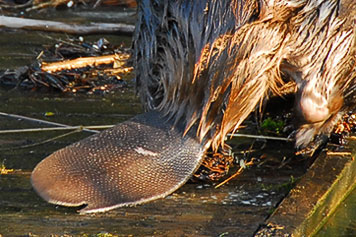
[0,130,80,151]
[41,54,131,72]
[1,159,14,175]
[326,151,352,156]
[215,160,255,188]
[0,16,135,35]
[0,112,99,133]
[93,0,103,8]
[0,125,114,134]
[0,112,291,141]
[227,133,293,142]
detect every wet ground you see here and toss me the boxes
[0,6,355,237]
[0,87,307,236]
[0,7,134,70]
[0,162,303,236]
[317,187,356,236]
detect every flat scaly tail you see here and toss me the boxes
[31,111,206,214]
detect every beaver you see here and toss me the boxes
[31,0,356,213]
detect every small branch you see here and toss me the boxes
[0,125,114,134]
[0,112,291,141]
[0,129,80,151]
[215,160,255,188]
[0,112,99,133]
[41,53,131,72]
[227,133,293,142]
[0,16,135,35]
[326,151,352,157]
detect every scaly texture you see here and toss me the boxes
[31,111,205,213]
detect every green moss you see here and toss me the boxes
[260,175,299,193]
[261,117,285,134]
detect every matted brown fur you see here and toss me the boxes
[133,0,356,151]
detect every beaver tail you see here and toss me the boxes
[31,0,356,213]
[32,0,263,214]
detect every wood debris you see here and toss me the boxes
[0,37,133,94]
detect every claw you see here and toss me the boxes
[31,111,206,213]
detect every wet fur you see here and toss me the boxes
[133,0,356,150]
